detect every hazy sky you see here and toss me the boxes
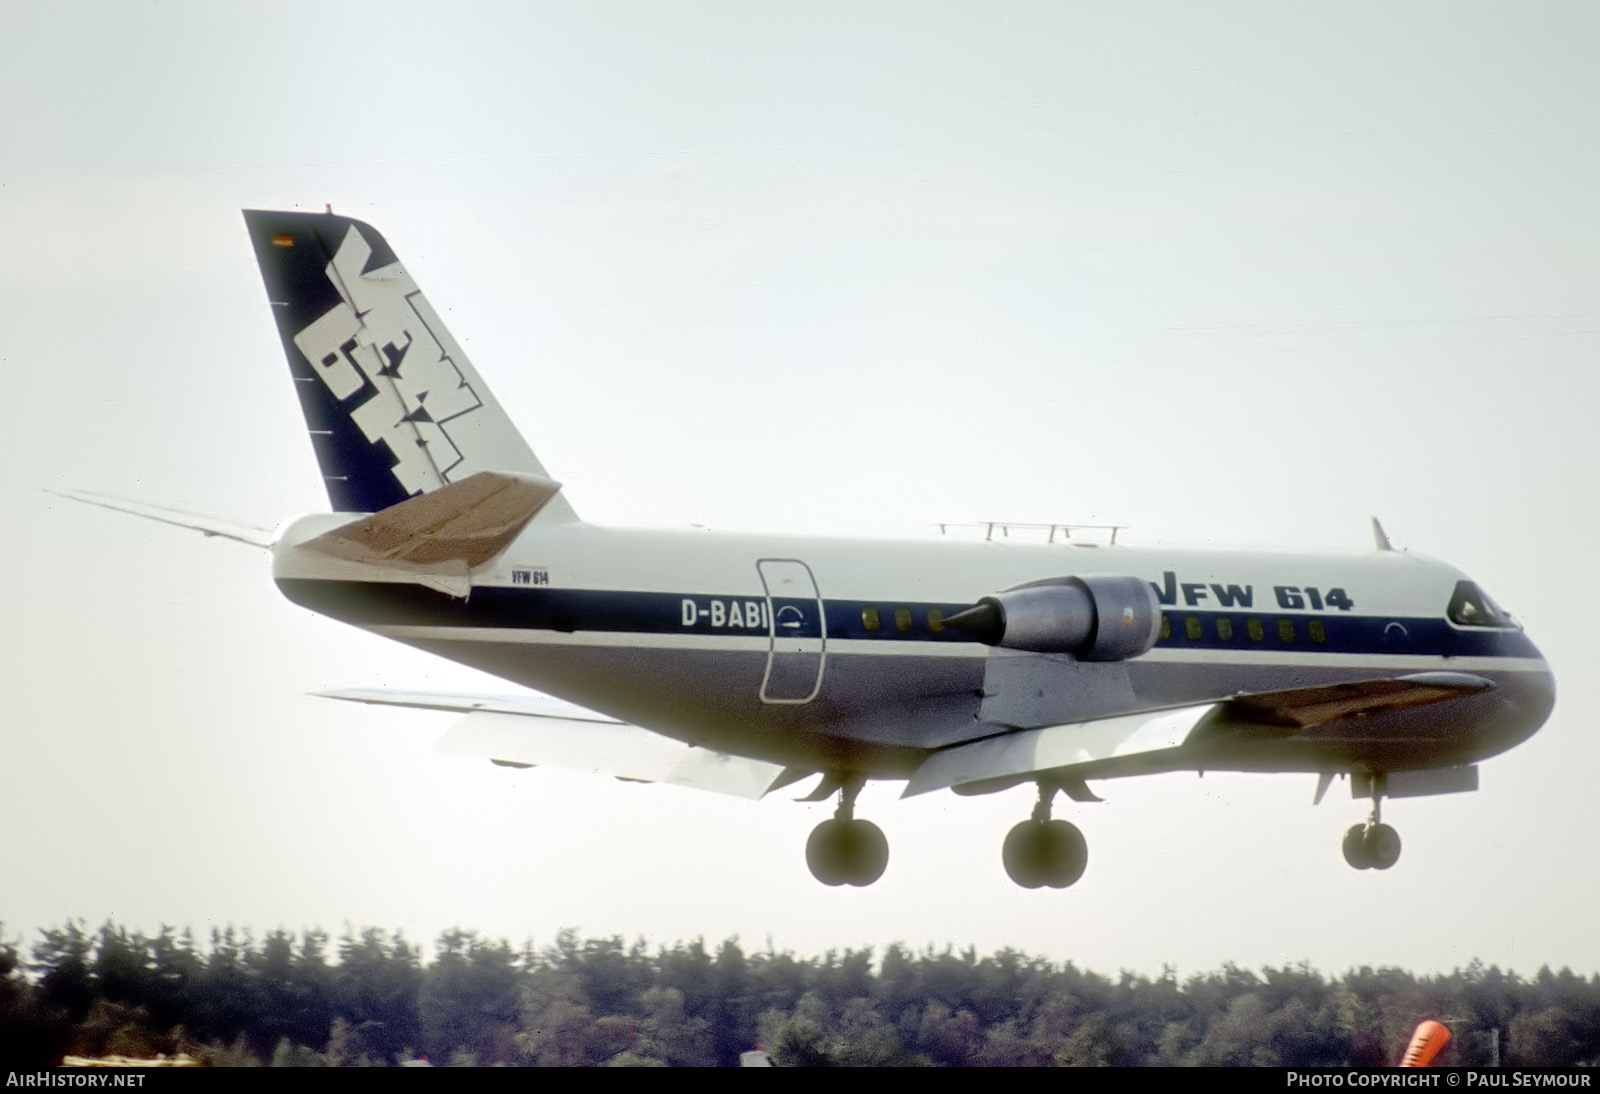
[3,1,1598,978]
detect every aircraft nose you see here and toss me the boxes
[1505,633,1557,749]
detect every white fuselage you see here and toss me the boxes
[271,515,1554,782]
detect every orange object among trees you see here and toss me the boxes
[1400,1020,1452,1067]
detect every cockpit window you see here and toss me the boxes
[1447,581,1517,629]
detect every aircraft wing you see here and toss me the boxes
[317,688,790,799]
[904,671,1494,798]
[46,489,274,549]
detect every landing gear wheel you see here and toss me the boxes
[806,818,889,887]
[1040,820,1088,889]
[1363,822,1401,870]
[1003,820,1088,889]
[1341,770,1403,872]
[1342,824,1373,870]
[1003,821,1049,889]
[1342,822,1402,870]
[844,819,889,886]
[807,819,854,886]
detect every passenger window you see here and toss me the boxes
[862,605,881,632]
[895,606,914,633]
[927,608,946,633]
[1247,617,1265,642]
[1215,616,1234,641]
[1185,615,1203,641]
[1308,618,1326,644]
[1160,614,1172,640]
[1278,618,1296,643]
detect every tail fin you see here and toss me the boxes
[243,209,576,522]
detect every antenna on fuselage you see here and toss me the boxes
[1372,517,1395,551]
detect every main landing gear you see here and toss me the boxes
[1003,783,1088,889]
[805,778,889,887]
[1342,773,1402,871]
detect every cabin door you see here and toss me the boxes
[757,558,826,704]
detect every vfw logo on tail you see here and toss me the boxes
[291,226,484,497]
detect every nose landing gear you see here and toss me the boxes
[1002,783,1088,889]
[1343,822,1402,870]
[1342,773,1402,871]
[805,778,889,887]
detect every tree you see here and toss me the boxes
[336,927,421,1064]
[31,922,94,1023]
[420,929,521,1064]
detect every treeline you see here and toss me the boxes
[2,921,1599,1066]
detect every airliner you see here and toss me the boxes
[65,209,1557,889]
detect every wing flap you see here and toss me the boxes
[440,711,787,799]
[318,687,787,799]
[904,704,1218,797]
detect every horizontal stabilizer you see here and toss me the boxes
[46,489,273,549]
[299,470,561,568]
[318,687,789,799]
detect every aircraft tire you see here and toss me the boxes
[1364,823,1402,870]
[844,820,889,887]
[1002,821,1049,889]
[806,818,889,886]
[1040,820,1088,889]
[806,819,854,886]
[1342,824,1374,869]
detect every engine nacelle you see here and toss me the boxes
[947,574,1162,661]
